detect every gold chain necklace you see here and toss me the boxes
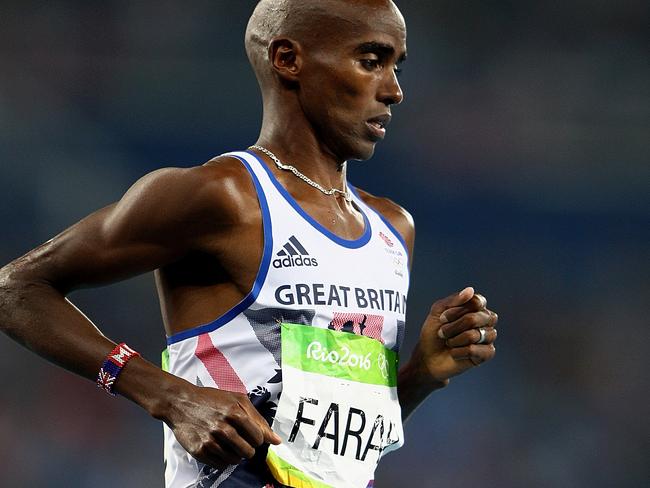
[249,145,352,203]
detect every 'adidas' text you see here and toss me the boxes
[272,255,318,268]
[273,235,319,269]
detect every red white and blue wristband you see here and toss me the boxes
[96,343,140,396]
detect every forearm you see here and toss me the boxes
[397,348,449,421]
[0,263,184,420]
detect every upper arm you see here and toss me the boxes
[6,159,251,293]
[356,189,415,270]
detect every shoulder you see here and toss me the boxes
[130,154,256,208]
[354,187,415,255]
[106,155,259,242]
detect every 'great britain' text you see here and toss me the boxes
[274,283,407,313]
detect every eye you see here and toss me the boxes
[393,66,403,77]
[360,58,381,71]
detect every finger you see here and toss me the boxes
[446,327,497,348]
[439,294,488,324]
[429,287,475,316]
[195,439,242,467]
[207,441,245,466]
[223,403,265,448]
[449,344,496,365]
[212,423,257,459]
[491,310,499,327]
[439,310,495,339]
[237,397,282,445]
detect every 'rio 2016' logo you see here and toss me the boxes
[306,341,372,370]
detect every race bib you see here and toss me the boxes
[267,323,404,488]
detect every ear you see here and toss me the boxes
[268,38,302,84]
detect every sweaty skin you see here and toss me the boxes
[0,0,497,471]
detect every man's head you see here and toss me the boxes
[245,0,407,161]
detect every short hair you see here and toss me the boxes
[245,0,399,86]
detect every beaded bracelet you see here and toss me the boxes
[96,343,140,396]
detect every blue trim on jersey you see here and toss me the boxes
[246,149,372,249]
[348,184,411,263]
[166,154,273,345]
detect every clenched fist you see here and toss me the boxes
[161,382,282,469]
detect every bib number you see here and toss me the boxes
[267,323,404,488]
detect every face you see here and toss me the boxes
[296,3,407,161]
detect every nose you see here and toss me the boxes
[378,69,404,106]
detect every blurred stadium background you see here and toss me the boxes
[0,1,648,486]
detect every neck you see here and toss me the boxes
[254,93,348,191]
[250,145,351,202]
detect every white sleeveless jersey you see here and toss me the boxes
[163,150,410,488]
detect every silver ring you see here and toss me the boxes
[476,327,488,344]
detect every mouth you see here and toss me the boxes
[366,113,392,141]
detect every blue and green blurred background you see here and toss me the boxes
[1,1,648,486]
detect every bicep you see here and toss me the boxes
[14,168,210,293]
[35,206,181,292]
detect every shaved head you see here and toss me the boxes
[246,0,407,162]
[245,0,404,87]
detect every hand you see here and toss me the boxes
[411,287,498,385]
[163,383,282,469]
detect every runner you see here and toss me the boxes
[0,1,498,487]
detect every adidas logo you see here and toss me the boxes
[272,236,319,269]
